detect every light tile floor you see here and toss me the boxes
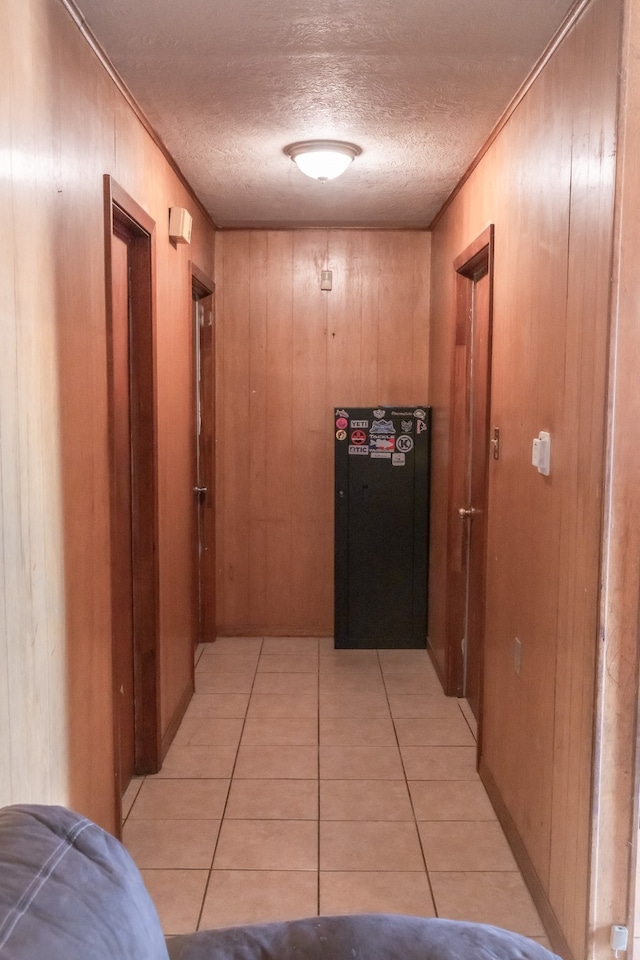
[122,637,552,951]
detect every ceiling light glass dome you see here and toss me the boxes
[285,140,361,182]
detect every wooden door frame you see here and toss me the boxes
[443,225,495,700]
[190,262,216,644]
[103,175,160,824]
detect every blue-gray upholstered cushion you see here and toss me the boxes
[0,804,169,960]
[167,915,561,960]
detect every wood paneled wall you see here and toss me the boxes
[428,1,621,957]
[1,0,215,830]
[215,230,430,636]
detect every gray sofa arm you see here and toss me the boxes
[167,914,560,960]
[0,804,169,960]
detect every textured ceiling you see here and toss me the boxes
[74,0,577,228]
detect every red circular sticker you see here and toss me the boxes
[336,417,348,429]
[351,429,367,445]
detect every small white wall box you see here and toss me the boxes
[532,431,551,476]
[610,925,628,957]
[169,207,193,244]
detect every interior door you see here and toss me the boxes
[191,268,215,644]
[446,226,494,723]
[110,231,136,790]
[461,266,491,719]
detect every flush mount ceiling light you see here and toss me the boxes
[285,140,361,182]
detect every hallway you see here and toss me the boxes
[121,638,549,948]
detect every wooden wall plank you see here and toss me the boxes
[411,235,431,400]
[216,232,252,630]
[290,231,329,633]
[155,232,196,737]
[377,233,420,403]
[326,231,364,408]
[264,232,295,628]
[0,0,20,803]
[1,0,71,811]
[216,229,430,636]
[247,232,269,628]
[359,232,382,400]
[291,230,329,521]
[0,0,13,791]
[550,2,621,951]
[589,0,640,955]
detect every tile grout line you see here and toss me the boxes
[377,649,440,919]
[316,638,321,917]
[195,636,265,932]
[456,698,478,743]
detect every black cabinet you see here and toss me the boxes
[334,405,431,649]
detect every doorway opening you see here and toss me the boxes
[191,264,216,645]
[103,177,160,823]
[444,225,495,730]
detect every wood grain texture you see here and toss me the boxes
[215,229,431,636]
[1,0,215,830]
[590,0,640,955]
[428,0,621,956]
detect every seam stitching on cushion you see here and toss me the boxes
[0,818,93,950]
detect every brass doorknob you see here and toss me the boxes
[458,507,478,519]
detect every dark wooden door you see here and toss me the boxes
[192,269,216,644]
[463,266,491,720]
[110,231,136,790]
[105,177,160,827]
[446,227,494,725]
